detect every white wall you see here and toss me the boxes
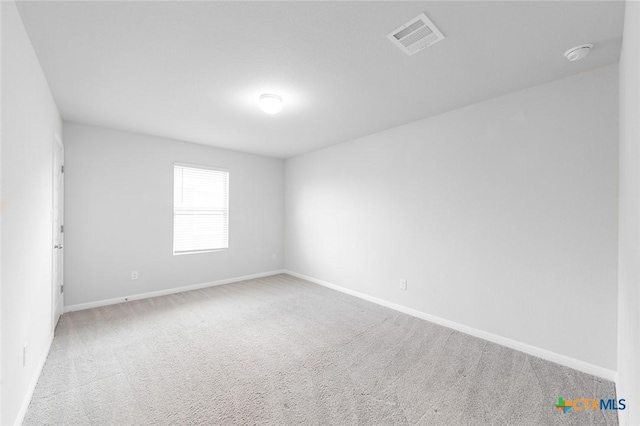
[63,123,284,307]
[617,1,640,424]
[285,64,619,371]
[1,2,63,424]
[0,1,4,422]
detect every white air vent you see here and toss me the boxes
[387,12,445,56]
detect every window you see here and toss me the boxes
[173,163,229,254]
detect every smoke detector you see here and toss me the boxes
[564,44,593,62]
[387,12,445,56]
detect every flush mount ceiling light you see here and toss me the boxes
[564,44,593,62]
[259,94,283,114]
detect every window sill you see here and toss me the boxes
[173,248,228,256]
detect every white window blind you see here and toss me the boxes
[173,164,229,254]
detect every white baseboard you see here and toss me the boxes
[14,332,54,426]
[64,270,285,313]
[284,270,616,382]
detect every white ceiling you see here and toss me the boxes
[16,1,624,158]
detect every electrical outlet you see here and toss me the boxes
[23,344,28,367]
[131,271,139,280]
[400,279,408,290]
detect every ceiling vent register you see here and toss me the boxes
[387,12,445,56]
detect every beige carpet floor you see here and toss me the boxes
[25,274,617,425]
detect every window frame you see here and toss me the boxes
[172,162,229,255]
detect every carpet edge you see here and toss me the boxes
[63,270,286,313]
[283,269,617,382]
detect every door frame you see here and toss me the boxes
[51,132,64,331]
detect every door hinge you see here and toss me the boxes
[60,225,64,233]
[60,285,64,293]
[61,165,64,173]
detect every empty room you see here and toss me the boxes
[1,0,639,425]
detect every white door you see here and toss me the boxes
[52,134,64,330]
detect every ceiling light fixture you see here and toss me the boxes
[564,44,593,62]
[259,94,283,114]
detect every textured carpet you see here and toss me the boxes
[25,274,617,425]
